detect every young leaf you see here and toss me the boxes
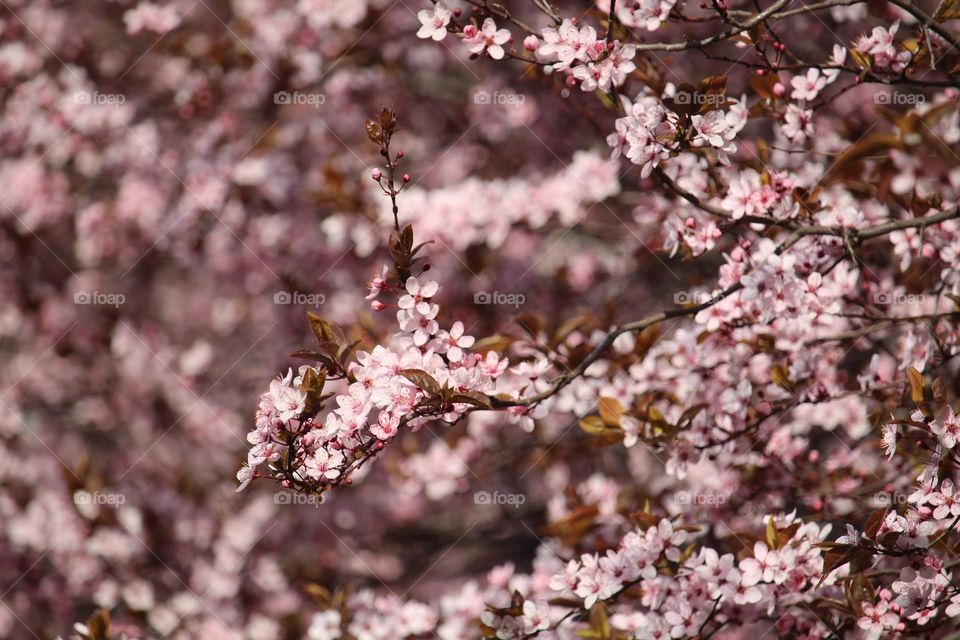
[906,367,925,405]
[598,397,624,426]
[450,392,493,409]
[579,415,622,437]
[400,369,441,395]
[85,609,110,640]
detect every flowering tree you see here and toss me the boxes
[3,0,960,638]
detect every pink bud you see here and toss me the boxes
[523,35,539,51]
[684,217,696,229]
[371,168,382,180]
[463,24,477,38]
[371,300,387,311]
[773,82,785,97]
[402,173,410,183]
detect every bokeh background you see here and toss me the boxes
[0,1,636,637]
[0,0,938,638]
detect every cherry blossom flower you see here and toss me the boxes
[932,406,960,449]
[267,369,307,424]
[304,448,345,480]
[790,68,827,102]
[463,18,511,60]
[398,276,440,315]
[854,21,910,72]
[691,110,738,153]
[538,19,600,69]
[416,2,451,41]
[930,479,960,520]
[881,422,898,460]
[857,600,900,637]
[782,104,815,143]
[434,321,475,363]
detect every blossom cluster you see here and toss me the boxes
[9,0,960,638]
[608,92,747,178]
[241,272,507,492]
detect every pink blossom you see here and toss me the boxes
[416,2,451,41]
[463,18,511,60]
[790,68,827,102]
